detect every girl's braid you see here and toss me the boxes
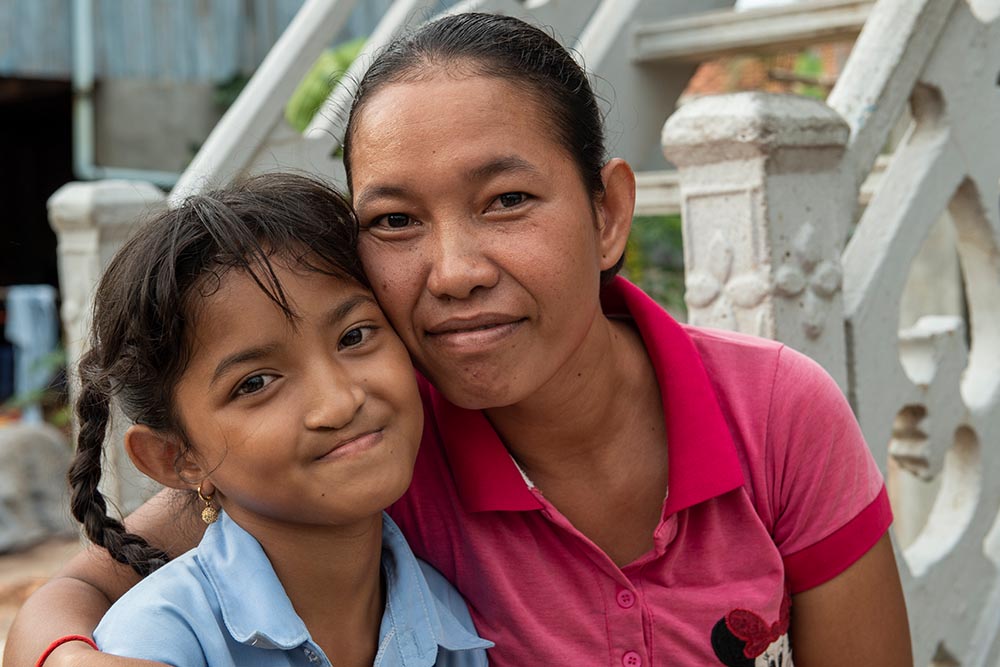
[67,350,170,577]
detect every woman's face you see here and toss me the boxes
[350,74,630,409]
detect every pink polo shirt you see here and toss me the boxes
[388,277,891,667]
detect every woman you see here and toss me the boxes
[7,13,910,667]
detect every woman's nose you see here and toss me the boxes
[303,364,367,431]
[425,224,500,300]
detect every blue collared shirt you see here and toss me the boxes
[95,512,492,667]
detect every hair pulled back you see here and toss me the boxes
[342,12,623,283]
[69,173,365,577]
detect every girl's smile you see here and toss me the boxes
[314,429,385,462]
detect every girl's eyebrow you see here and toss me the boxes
[210,344,280,387]
[208,294,378,387]
[208,295,376,387]
[324,293,379,327]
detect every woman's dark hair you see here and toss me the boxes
[68,172,365,577]
[342,12,624,283]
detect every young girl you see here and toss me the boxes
[58,172,490,667]
[7,13,911,667]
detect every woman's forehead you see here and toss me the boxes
[349,75,559,171]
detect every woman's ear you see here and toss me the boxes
[595,158,636,271]
[125,424,202,491]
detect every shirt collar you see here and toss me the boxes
[426,276,744,517]
[198,512,490,664]
[378,515,493,663]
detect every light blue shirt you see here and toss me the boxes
[95,512,491,667]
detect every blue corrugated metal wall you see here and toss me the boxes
[0,0,395,82]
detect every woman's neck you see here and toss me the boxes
[485,313,662,473]
[484,314,669,566]
[234,512,385,667]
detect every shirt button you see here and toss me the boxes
[622,651,642,667]
[616,589,635,609]
[303,648,319,663]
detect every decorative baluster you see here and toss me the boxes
[48,180,167,515]
[661,92,852,387]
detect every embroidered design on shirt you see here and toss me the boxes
[711,592,793,667]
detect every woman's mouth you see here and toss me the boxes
[425,315,526,349]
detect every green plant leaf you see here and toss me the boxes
[285,37,366,133]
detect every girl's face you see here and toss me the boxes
[350,74,631,409]
[171,259,423,534]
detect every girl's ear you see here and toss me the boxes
[595,158,636,271]
[125,424,202,491]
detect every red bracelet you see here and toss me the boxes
[35,635,99,667]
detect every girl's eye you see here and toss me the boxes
[339,326,375,349]
[235,374,275,396]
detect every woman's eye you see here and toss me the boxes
[339,326,375,349]
[235,374,275,396]
[489,192,528,211]
[500,193,526,207]
[375,213,412,229]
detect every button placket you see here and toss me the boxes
[616,588,636,609]
[622,650,642,667]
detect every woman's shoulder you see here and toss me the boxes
[681,323,836,405]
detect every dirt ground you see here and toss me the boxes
[0,537,82,658]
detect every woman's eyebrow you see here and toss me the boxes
[466,155,540,182]
[354,157,541,211]
[354,184,411,211]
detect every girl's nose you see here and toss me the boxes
[426,225,501,300]
[303,365,367,431]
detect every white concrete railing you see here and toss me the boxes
[47,181,167,514]
[663,0,1000,664]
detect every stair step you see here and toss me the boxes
[632,0,874,63]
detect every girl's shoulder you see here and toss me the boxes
[94,547,219,665]
[99,547,213,620]
[93,515,289,666]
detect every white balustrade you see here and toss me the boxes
[664,0,1000,663]
[48,180,167,516]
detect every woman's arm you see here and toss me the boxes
[790,534,912,666]
[2,489,204,667]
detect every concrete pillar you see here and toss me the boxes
[661,91,852,387]
[48,180,167,515]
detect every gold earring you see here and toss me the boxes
[198,484,219,525]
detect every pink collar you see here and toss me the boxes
[424,277,744,516]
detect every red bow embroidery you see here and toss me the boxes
[724,593,791,659]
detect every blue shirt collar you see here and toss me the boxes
[196,511,489,665]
